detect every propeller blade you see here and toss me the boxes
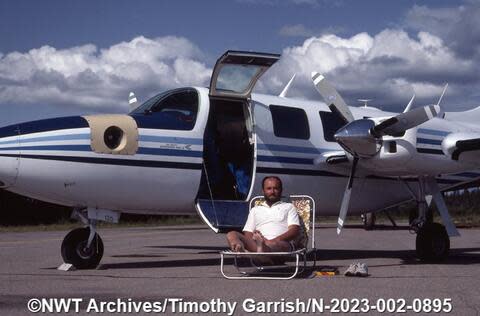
[337,157,359,235]
[374,104,440,137]
[311,72,355,124]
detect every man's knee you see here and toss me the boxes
[226,230,241,241]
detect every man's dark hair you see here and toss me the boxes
[262,176,282,189]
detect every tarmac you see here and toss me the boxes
[0,223,479,315]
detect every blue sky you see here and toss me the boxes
[0,0,477,125]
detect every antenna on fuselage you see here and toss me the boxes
[279,74,296,98]
[403,94,415,113]
[129,92,138,110]
[436,83,448,118]
[357,99,372,108]
[436,83,448,106]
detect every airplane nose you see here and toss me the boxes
[0,124,21,188]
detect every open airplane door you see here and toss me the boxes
[196,51,280,233]
[209,50,280,100]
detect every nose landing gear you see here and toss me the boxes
[414,222,450,262]
[406,176,459,262]
[60,208,117,269]
[61,226,104,269]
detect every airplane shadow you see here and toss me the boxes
[341,224,410,230]
[146,245,226,254]
[100,258,228,270]
[313,247,480,266]
[100,245,480,270]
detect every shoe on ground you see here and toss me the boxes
[344,263,357,276]
[355,263,368,277]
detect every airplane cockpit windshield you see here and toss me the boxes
[130,90,170,115]
[130,88,199,130]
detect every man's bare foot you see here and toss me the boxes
[232,243,245,252]
[252,231,266,252]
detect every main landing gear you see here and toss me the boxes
[60,208,105,269]
[406,177,459,262]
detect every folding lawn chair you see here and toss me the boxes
[220,195,316,279]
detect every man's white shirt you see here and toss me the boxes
[243,200,300,240]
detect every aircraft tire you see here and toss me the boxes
[362,213,376,230]
[415,223,449,262]
[61,227,104,269]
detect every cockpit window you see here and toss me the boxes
[131,91,169,115]
[131,88,198,130]
[319,111,345,142]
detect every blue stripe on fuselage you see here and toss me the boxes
[257,143,323,154]
[257,155,313,165]
[0,145,203,158]
[417,138,443,145]
[417,128,450,137]
[0,116,88,139]
[0,134,90,146]
[138,135,203,145]
[0,133,203,147]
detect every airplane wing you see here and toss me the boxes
[442,132,480,162]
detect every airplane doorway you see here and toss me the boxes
[198,98,254,201]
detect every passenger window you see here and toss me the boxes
[270,105,310,140]
[319,111,345,142]
[132,89,198,130]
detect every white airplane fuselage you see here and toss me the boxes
[0,87,479,218]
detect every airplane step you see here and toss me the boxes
[195,199,249,233]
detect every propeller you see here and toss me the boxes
[337,156,358,234]
[311,72,441,234]
[311,72,354,124]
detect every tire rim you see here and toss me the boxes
[76,240,95,259]
[431,236,446,256]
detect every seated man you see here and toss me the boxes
[226,176,301,253]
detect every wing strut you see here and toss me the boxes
[425,177,460,237]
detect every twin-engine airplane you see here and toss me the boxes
[1,50,479,269]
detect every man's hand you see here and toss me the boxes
[252,230,265,240]
[231,242,245,252]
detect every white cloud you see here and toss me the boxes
[2,2,480,120]
[0,36,211,112]
[405,3,480,59]
[260,29,476,111]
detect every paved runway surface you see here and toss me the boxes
[0,223,479,315]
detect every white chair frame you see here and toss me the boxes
[220,195,316,280]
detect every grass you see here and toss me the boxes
[0,216,202,233]
[1,210,480,233]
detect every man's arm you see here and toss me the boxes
[271,224,300,242]
[244,231,254,239]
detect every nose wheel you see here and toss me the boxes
[61,227,104,269]
[415,223,450,262]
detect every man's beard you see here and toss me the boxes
[264,193,280,204]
